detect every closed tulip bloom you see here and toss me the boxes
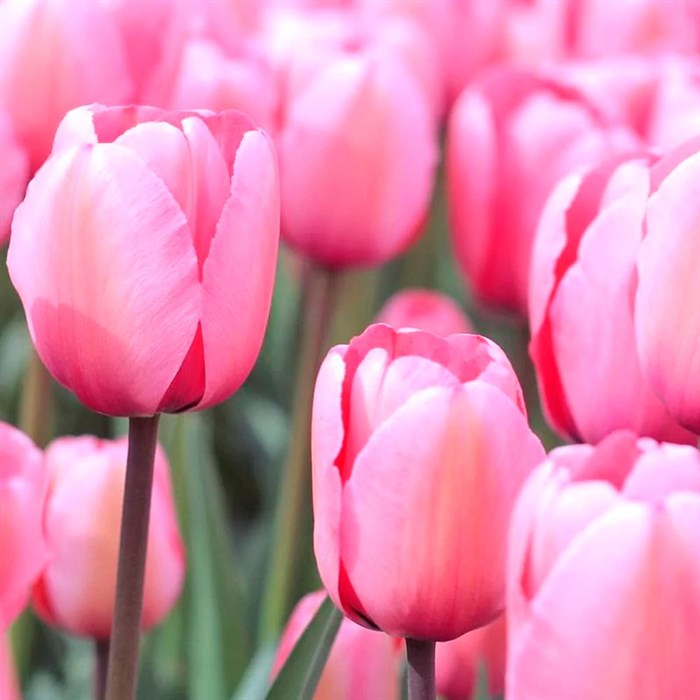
[376,289,473,336]
[448,66,637,314]
[529,139,698,444]
[8,105,280,417]
[0,423,47,629]
[272,591,402,700]
[507,431,700,700]
[0,634,20,700]
[278,48,437,267]
[0,0,133,172]
[0,111,29,245]
[312,324,545,641]
[32,436,184,639]
[436,614,506,700]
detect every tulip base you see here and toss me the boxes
[105,415,160,700]
[406,638,436,700]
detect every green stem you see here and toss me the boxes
[104,415,160,700]
[94,638,110,700]
[258,265,340,643]
[19,348,53,447]
[406,638,436,700]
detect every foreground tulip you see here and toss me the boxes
[0,422,47,629]
[0,634,19,700]
[436,615,506,700]
[273,591,402,700]
[0,111,29,245]
[32,435,184,639]
[8,104,280,417]
[312,323,545,642]
[447,66,635,314]
[507,431,700,700]
[0,0,132,172]
[376,289,473,337]
[529,139,699,442]
[279,47,437,267]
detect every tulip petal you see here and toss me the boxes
[508,499,700,700]
[636,152,700,433]
[198,130,280,408]
[341,382,544,640]
[8,144,200,416]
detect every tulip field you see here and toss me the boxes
[1,1,699,700]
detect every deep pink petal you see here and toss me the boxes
[198,130,280,408]
[636,151,700,433]
[7,144,200,416]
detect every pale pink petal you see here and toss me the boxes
[508,500,700,700]
[549,161,695,443]
[342,382,544,640]
[636,152,700,433]
[7,144,200,416]
[198,130,280,408]
[0,112,28,245]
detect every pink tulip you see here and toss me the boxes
[507,431,700,700]
[0,633,20,700]
[376,289,473,336]
[272,591,402,700]
[0,111,29,246]
[32,436,184,639]
[8,105,280,417]
[0,422,47,630]
[0,0,133,172]
[436,614,506,700]
[278,46,437,268]
[529,139,698,443]
[447,66,636,314]
[312,324,545,641]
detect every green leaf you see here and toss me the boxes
[231,642,277,700]
[161,413,250,700]
[264,595,342,700]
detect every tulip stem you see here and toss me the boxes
[19,348,53,447]
[94,639,109,700]
[105,415,160,700]
[406,638,436,700]
[259,264,339,643]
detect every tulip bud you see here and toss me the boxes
[529,138,699,442]
[376,289,473,337]
[8,104,280,417]
[32,436,184,639]
[0,422,47,629]
[312,324,545,641]
[507,431,700,700]
[273,591,402,700]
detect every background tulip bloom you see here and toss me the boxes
[8,104,280,417]
[0,634,20,700]
[376,289,473,337]
[0,0,133,173]
[436,614,506,700]
[0,422,47,629]
[507,431,700,700]
[312,324,545,641]
[272,591,402,700]
[32,436,184,639]
[529,139,698,444]
[447,66,636,314]
[0,111,28,246]
[278,47,437,268]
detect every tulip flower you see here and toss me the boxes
[507,431,700,700]
[278,46,437,268]
[529,138,699,443]
[0,111,28,245]
[32,435,184,639]
[436,615,506,700]
[7,104,280,417]
[272,591,402,700]
[447,65,636,314]
[312,323,545,641]
[0,422,47,629]
[0,634,20,700]
[376,289,473,337]
[0,0,133,172]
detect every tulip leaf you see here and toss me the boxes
[264,595,342,700]
[231,642,277,700]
